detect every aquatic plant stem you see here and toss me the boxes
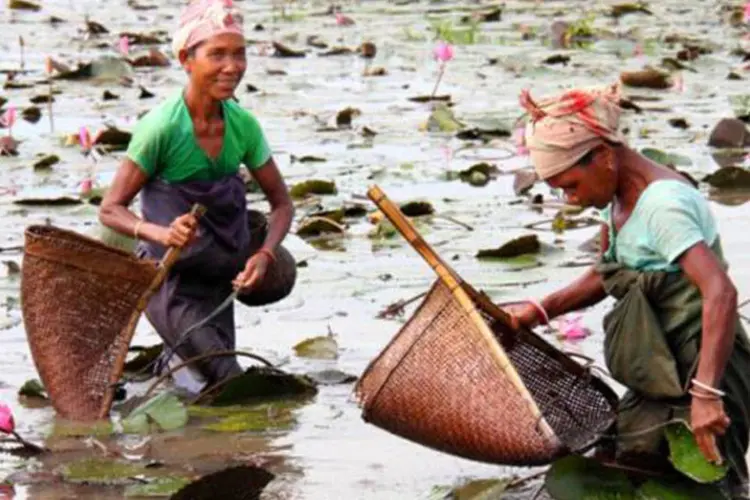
[47,81,54,133]
[18,37,25,72]
[430,63,446,99]
[11,430,45,453]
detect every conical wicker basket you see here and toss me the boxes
[354,185,618,466]
[20,205,204,421]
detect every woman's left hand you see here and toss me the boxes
[690,396,731,464]
[233,252,271,292]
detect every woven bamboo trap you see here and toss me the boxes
[354,186,618,466]
[20,205,204,421]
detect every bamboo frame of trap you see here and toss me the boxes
[354,185,618,466]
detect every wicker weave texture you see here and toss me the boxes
[355,279,616,466]
[356,280,560,465]
[21,226,158,421]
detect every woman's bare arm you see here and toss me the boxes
[98,159,168,246]
[251,157,294,253]
[539,223,609,319]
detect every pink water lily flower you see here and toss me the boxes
[744,2,750,23]
[335,12,355,26]
[557,314,591,341]
[514,126,529,156]
[0,107,16,132]
[79,126,92,151]
[118,35,130,56]
[434,41,454,63]
[0,404,15,434]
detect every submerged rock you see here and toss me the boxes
[708,118,750,148]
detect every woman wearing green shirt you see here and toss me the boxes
[98,0,296,392]
[507,84,750,498]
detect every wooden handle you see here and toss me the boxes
[367,185,517,329]
[99,203,207,419]
[136,203,206,311]
[367,185,462,289]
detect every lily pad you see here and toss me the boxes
[201,367,318,407]
[455,127,510,142]
[620,67,672,89]
[665,422,728,483]
[202,405,296,433]
[451,163,499,187]
[50,419,114,438]
[545,455,637,500]
[400,200,434,217]
[290,179,337,199]
[703,167,750,190]
[296,216,346,237]
[449,478,511,499]
[641,148,692,167]
[120,392,188,434]
[9,0,41,10]
[60,458,145,485]
[170,465,274,500]
[336,107,361,128]
[476,234,540,260]
[32,154,59,170]
[427,103,464,133]
[18,379,47,400]
[124,476,191,497]
[293,335,338,360]
[94,126,131,151]
[637,476,728,499]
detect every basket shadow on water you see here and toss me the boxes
[21,225,160,421]
[354,279,618,466]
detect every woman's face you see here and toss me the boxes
[181,33,246,101]
[545,145,618,209]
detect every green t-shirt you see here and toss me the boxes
[600,180,718,272]
[126,90,272,183]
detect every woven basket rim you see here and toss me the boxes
[24,224,144,262]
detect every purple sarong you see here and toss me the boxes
[136,174,295,388]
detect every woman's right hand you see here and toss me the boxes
[502,301,545,330]
[159,213,199,248]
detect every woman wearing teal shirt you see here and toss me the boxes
[98,0,296,392]
[508,85,750,498]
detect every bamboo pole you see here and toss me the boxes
[98,204,207,418]
[366,184,558,446]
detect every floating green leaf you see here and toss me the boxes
[290,179,337,199]
[202,405,296,432]
[50,419,114,438]
[18,379,47,400]
[61,458,145,485]
[703,167,750,190]
[293,335,339,360]
[124,476,191,497]
[641,148,692,167]
[121,392,188,434]
[544,455,637,500]
[636,476,728,499]
[427,103,464,133]
[451,478,511,499]
[296,216,346,238]
[665,422,728,483]
[201,367,318,407]
[476,234,540,260]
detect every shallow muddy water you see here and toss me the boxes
[2,0,750,498]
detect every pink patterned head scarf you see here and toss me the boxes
[519,83,626,180]
[171,0,244,59]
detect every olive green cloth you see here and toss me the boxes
[596,239,750,495]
